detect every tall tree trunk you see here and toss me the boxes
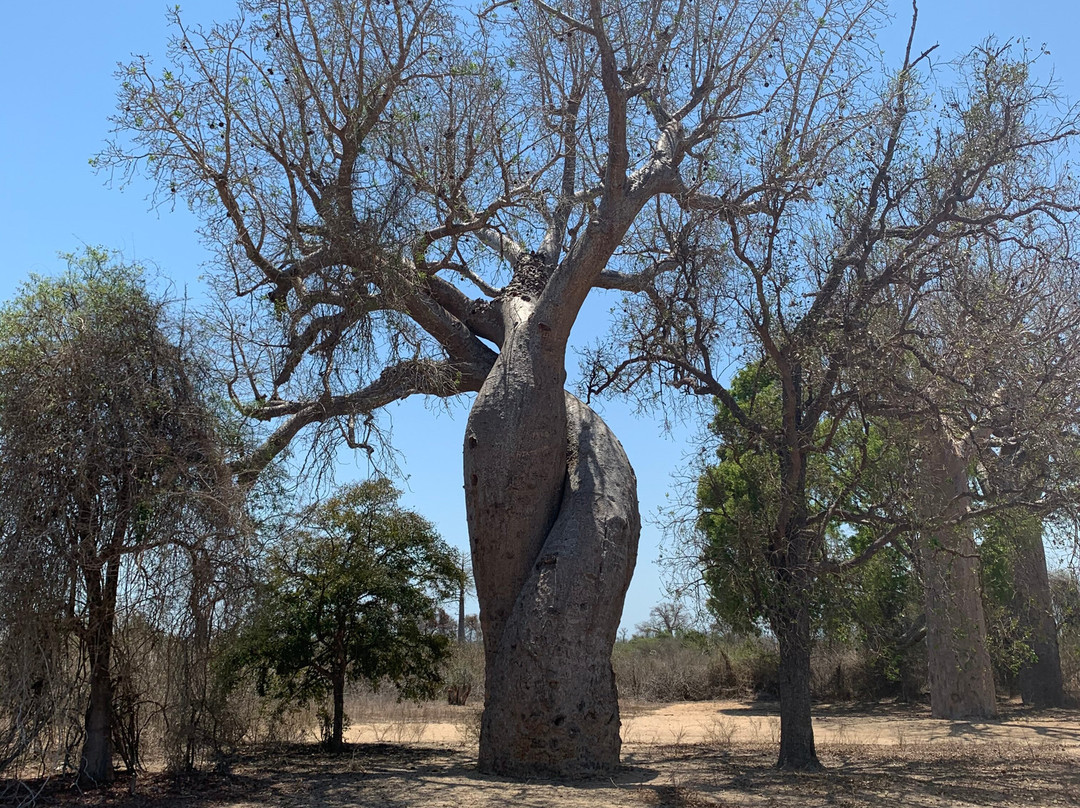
[466,369,638,777]
[1009,514,1064,707]
[457,552,467,645]
[80,558,119,786]
[919,431,996,719]
[180,548,213,769]
[82,642,114,785]
[770,371,819,772]
[773,579,819,770]
[995,436,1065,707]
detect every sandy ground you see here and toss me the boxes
[345,697,1080,750]
[12,700,1080,807]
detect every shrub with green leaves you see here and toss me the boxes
[231,479,459,751]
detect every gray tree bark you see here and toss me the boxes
[1009,515,1065,707]
[464,298,639,776]
[457,574,467,646]
[919,430,997,720]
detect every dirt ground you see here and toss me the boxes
[9,699,1080,807]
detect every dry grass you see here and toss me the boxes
[12,738,1078,808]
[9,701,1080,808]
[342,688,480,747]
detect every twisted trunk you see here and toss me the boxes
[464,299,639,776]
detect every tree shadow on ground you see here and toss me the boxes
[13,736,1080,808]
[655,741,1080,808]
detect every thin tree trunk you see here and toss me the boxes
[457,552,467,645]
[182,548,213,769]
[773,585,819,770]
[919,430,996,719]
[1009,515,1064,707]
[80,558,119,785]
[331,670,346,752]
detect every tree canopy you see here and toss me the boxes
[98,0,1080,774]
[235,478,459,750]
[0,249,240,784]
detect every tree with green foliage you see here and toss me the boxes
[235,479,458,752]
[0,249,238,785]
[589,22,1080,764]
[979,512,1064,706]
[694,364,918,682]
[835,540,922,696]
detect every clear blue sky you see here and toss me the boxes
[3,1,1078,633]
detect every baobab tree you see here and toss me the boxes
[1001,515,1065,707]
[585,15,1080,768]
[100,0,878,775]
[887,222,1080,718]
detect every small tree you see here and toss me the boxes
[635,601,692,639]
[0,250,239,785]
[694,364,920,676]
[237,479,458,752]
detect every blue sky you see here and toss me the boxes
[3,1,1078,633]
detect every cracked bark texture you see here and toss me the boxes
[464,305,638,776]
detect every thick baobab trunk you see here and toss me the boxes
[919,431,996,720]
[467,395,638,776]
[1009,515,1064,707]
[921,527,997,718]
[464,297,639,776]
[773,585,819,770]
